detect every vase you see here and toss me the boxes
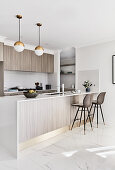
[86,87,90,92]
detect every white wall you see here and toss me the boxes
[77,40,115,126]
[4,71,48,90]
[78,70,99,92]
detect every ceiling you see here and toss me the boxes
[0,0,115,50]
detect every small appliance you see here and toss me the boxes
[46,84,51,90]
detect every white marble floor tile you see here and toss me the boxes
[0,124,115,170]
[0,159,45,170]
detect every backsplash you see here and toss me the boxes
[4,71,48,90]
[48,73,57,89]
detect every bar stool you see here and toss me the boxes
[87,92,106,128]
[71,94,93,134]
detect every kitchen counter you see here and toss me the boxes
[17,91,98,102]
[0,91,98,158]
[2,91,98,102]
[4,89,57,96]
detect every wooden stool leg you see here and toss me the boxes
[86,103,93,122]
[84,107,86,135]
[97,104,98,128]
[92,104,96,122]
[87,108,93,129]
[89,103,93,122]
[100,105,105,125]
[71,107,80,130]
[79,107,83,127]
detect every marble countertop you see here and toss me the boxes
[17,91,99,102]
[4,89,57,96]
[1,91,99,102]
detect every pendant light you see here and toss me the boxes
[14,15,24,52]
[35,23,44,56]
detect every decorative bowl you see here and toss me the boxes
[23,91,38,98]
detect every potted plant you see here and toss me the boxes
[82,80,92,92]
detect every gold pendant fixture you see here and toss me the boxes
[14,15,24,52]
[35,23,44,56]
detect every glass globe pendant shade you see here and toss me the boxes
[35,46,44,56]
[14,41,24,52]
[14,15,24,52]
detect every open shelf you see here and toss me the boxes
[60,64,75,67]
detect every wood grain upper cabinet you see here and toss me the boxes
[31,51,42,72]
[4,45,13,70]
[4,45,22,71]
[12,47,22,71]
[20,49,32,71]
[4,46,32,71]
[47,54,54,73]
[4,45,54,73]
[41,53,48,73]
[41,53,54,73]
[0,43,3,61]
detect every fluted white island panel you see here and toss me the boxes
[18,97,70,143]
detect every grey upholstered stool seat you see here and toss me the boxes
[92,100,97,104]
[87,92,106,128]
[71,94,93,134]
[72,103,84,107]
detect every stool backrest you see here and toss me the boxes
[97,92,106,105]
[83,94,92,108]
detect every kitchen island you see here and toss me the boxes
[0,91,98,158]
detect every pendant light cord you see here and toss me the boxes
[39,26,40,46]
[19,19,20,42]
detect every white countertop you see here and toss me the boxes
[17,91,98,102]
[4,89,57,96]
[0,91,99,102]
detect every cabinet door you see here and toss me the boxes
[4,45,21,71]
[0,43,3,61]
[41,53,54,73]
[31,51,42,72]
[4,45,12,70]
[20,49,32,71]
[4,45,54,72]
[4,46,32,71]
[12,48,22,71]
[47,54,54,73]
[41,53,48,73]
